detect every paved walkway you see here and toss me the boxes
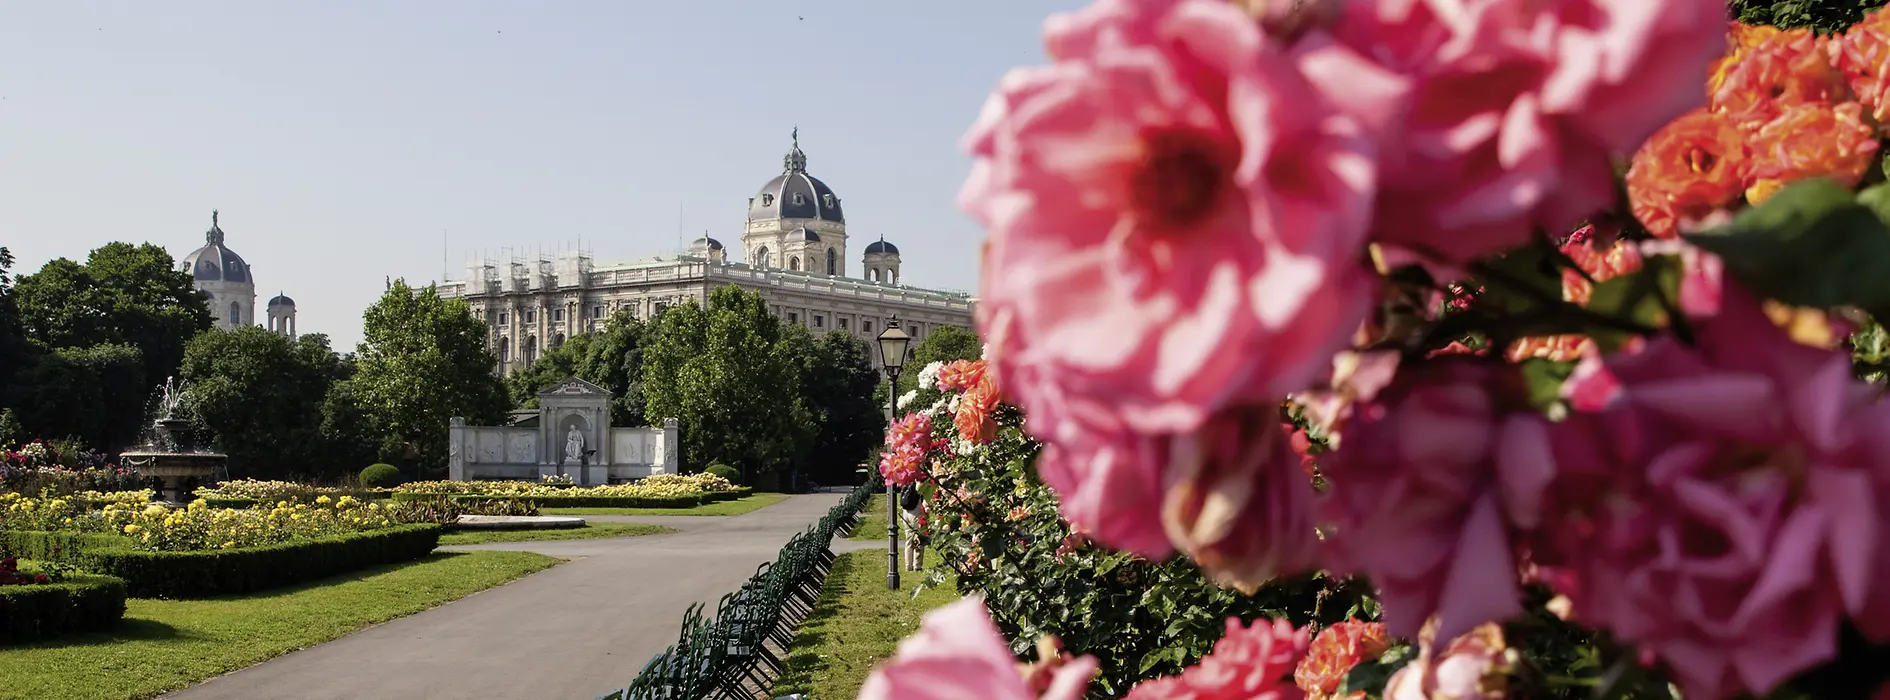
[164,492,885,700]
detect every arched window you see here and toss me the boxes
[553,333,566,348]
[789,256,801,271]
[499,336,512,361]
[229,302,241,325]
[793,193,805,205]
[756,247,771,269]
[867,268,878,282]
[761,194,774,206]
[826,248,837,275]
[525,336,539,364]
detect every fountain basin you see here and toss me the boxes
[119,452,224,502]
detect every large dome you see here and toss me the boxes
[180,211,252,283]
[747,129,845,224]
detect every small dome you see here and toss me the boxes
[864,236,900,256]
[268,293,295,307]
[692,236,724,251]
[179,210,252,283]
[798,226,821,242]
[747,129,846,224]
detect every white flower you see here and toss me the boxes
[917,361,945,390]
[947,393,962,414]
[927,395,952,417]
[896,390,919,410]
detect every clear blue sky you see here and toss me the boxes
[0,0,1083,350]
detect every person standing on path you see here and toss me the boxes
[899,486,926,571]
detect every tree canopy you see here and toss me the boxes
[642,286,815,477]
[12,242,211,386]
[505,310,653,426]
[180,327,352,480]
[797,330,887,485]
[331,280,509,476]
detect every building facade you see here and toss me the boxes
[178,211,299,337]
[437,133,975,375]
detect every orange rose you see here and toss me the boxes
[935,359,988,392]
[1834,12,1890,127]
[1625,109,1750,239]
[1294,619,1393,700]
[1560,233,1644,304]
[1707,22,1783,96]
[952,373,1001,444]
[1744,101,1880,204]
[1710,28,1851,131]
[1504,335,1593,363]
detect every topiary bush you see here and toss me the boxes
[359,464,403,488]
[704,463,741,484]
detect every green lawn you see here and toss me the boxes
[438,522,673,546]
[770,548,960,699]
[0,550,559,700]
[543,492,788,516]
[849,494,889,541]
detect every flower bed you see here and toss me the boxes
[2,440,145,496]
[0,524,443,599]
[391,474,746,509]
[100,497,399,552]
[192,479,393,508]
[0,570,127,644]
[0,491,153,532]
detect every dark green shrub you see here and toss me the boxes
[0,574,127,643]
[2,525,442,599]
[704,463,741,483]
[359,464,403,488]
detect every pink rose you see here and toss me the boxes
[880,413,934,487]
[1328,0,1729,265]
[1320,357,1556,641]
[1159,409,1324,593]
[1383,621,1512,700]
[1036,406,1325,587]
[964,0,1390,439]
[1125,617,1311,700]
[860,597,1098,700]
[1533,282,1884,699]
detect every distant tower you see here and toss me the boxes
[862,235,901,285]
[267,293,298,338]
[688,232,728,264]
[180,210,258,330]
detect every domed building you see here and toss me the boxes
[267,293,298,338]
[441,130,973,376]
[180,211,257,330]
[743,129,850,276]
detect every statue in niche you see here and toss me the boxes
[565,425,585,465]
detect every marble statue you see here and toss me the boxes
[565,425,585,464]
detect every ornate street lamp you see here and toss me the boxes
[876,316,912,591]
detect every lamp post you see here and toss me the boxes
[876,316,912,591]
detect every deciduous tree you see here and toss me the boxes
[643,286,812,478]
[180,327,350,480]
[796,330,886,485]
[332,280,508,476]
[12,242,211,386]
[503,311,654,426]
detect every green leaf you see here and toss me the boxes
[1686,178,1890,319]
[1476,245,1564,315]
[1581,254,1682,352]
[1337,648,1414,699]
[1519,358,1577,409]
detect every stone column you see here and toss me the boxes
[448,417,467,481]
[661,418,681,475]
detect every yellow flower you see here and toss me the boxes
[316,495,333,505]
[123,524,142,535]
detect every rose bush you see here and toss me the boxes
[863,1,1890,699]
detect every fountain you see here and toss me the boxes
[117,378,226,503]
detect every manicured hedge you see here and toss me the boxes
[0,525,442,599]
[0,573,127,644]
